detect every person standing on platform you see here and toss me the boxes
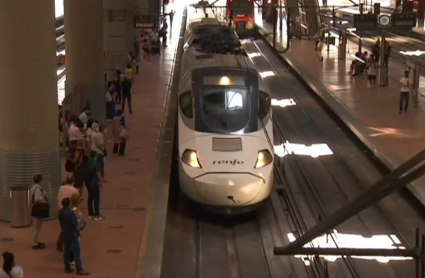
[68,118,84,144]
[159,21,168,47]
[83,151,105,221]
[366,54,378,88]
[399,70,411,114]
[372,39,380,63]
[56,176,79,252]
[0,252,24,278]
[169,10,175,28]
[142,38,152,63]
[91,122,107,178]
[114,68,123,104]
[384,40,391,67]
[29,174,47,250]
[78,107,91,125]
[112,109,128,156]
[316,38,324,61]
[67,139,88,199]
[71,193,86,234]
[121,77,133,114]
[124,62,134,84]
[106,82,116,121]
[314,28,324,51]
[360,51,368,73]
[58,198,89,275]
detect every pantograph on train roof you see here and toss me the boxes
[187,25,245,55]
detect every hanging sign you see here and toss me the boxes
[133,15,156,29]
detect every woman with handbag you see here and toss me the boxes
[112,109,128,156]
[66,140,88,199]
[30,174,50,250]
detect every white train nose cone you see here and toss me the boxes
[194,173,264,206]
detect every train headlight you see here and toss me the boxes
[182,149,202,169]
[255,150,273,168]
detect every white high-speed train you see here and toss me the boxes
[177,11,274,213]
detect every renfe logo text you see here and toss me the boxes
[213,159,244,165]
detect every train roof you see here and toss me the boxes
[181,47,255,73]
[184,21,245,55]
[179,50,271,98]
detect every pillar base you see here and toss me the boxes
[10,189,31,227]
[0,150,61,222]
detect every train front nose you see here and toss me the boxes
[194,173,265,206]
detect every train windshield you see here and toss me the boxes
[195,74,259,134]
[229,0,253,16]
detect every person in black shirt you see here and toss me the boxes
[58,198,89,275]
[121,77,133,114]
[372,39,380,63]
[169,10,175,28]
[83,151,105,221]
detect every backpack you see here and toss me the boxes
[65,149,88,173]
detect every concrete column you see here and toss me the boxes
[103,0,146,71]
[0,0,61,221]
[64,0,105,124]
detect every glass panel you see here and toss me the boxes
[201,87,249,132]
[179,91,193,118]
[258,91,271,119]
[229,0,253,15]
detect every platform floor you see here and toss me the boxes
[255,17,425,205]
[0,7,183,278]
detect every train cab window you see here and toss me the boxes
[258,91,271,119]
[201,87,249,132]
[179,91,193,118]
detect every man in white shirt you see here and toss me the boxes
[399,70,410,114]
[56,176,79,252]
[68,118,85,144]
[78,107,91,125]
[29,175,47,250]
[150,31,159,43]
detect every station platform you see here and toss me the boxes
[255,18,425,206]
[316,8,425,68]
[332,6,425,40]
[0,5,183,277]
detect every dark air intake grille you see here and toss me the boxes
[212,138,242,152]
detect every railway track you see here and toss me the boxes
[243,38,425,277]
[161,137,292,278]
[161,30,425,277]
